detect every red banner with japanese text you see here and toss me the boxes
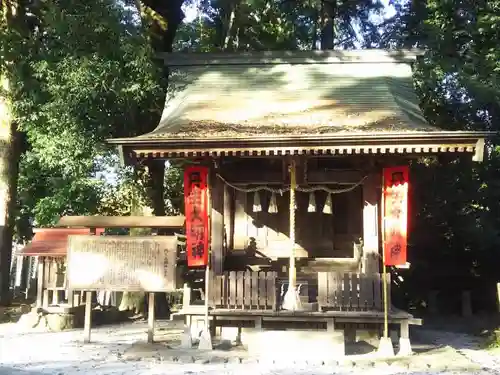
[383,166,409,266]
[184,166,209,267]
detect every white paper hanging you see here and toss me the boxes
[268,192,278,214]
[307,192,317,212]
[323,193,333,214]
[253,191,262,212]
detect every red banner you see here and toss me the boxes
[383,166,409,266]
[184,166,209,267]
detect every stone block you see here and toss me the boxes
[355,329,380,346]
[46,314,75,331]
[17,312,41,329]
[198,329,213,350]
[189,317,206,339]
[377,336,395,358]
[245,329,345,360]
[398,338,412,357]
[390,329,399,345]
[220,326,240,344]
[180,326,193,349]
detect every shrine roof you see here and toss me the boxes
[108,49,491,161]
[18,228,105,257]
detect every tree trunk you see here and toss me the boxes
[0,79,22,305]
[130,1,184,319]
[0,1,32,305]
[223,3,238,51]
[145,160,166,217]
[320,0,336,50]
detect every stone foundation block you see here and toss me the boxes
[245,329,345,360]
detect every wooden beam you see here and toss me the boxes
[222,169,364,185]
[308,170,365,184]
[56,215,185,229]
[222,170,283,185]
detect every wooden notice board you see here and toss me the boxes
[67,235,177,292]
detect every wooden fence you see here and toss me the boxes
[208,271,388,313]
[210,271,278,310]
[317,272,389,312]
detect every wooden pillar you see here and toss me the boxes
[428,290,439,315]
[182,283,191,310]
[224,185,233,251]
[52,289,59,305]
[362,173,380,274]
[462,290,472,317]
[147,292,155,343]
[36,257,44,308]
[497,283,500,313]
[233,191,248,251]
[83,291,92,343]
[211,174,224,275]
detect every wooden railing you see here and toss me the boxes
[317,272,389,312]
[210,271,278,310]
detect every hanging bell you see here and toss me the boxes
[268,192,278,214]
[323,193,333,214]
[307,192,317,213]
[253,191,262,213]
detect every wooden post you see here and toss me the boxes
[233,191,248,251]
[42,289,49,308]
[83,291,92,343]
[52,289,59,306]
[211,175,224,275]
[281,160,298,310]
[182,283,191,310]
[289,159,296,292]
[204,265,210,334]
[68,289,75,308]
[362,173,380,274]
[36,257,44,308]
[147,292,155,343]
[381,172,389,339]
[497,283,500,313]
[428,290,439,315]
[461,290,472,317]
[224,185,233,251]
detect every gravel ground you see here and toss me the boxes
[0,321,499,375]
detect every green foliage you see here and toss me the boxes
[164,162,184,215]
[176,0,387,51]
[4,0,500,314]
[6,0,166,237]
[383,0,500,313]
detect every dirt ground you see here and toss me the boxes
[1,305,499,375]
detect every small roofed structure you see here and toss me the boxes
[105,49,492,355]
[19,228,105,257]
[18,228,104,311]
[55,215,185,229]
[18,217,186,315]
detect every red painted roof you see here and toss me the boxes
[18,228,104,257]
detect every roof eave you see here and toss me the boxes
[108,131,493,163]
[107,131,494,146]
[156,49,425,67]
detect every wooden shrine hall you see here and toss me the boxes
[108,49,490,355]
